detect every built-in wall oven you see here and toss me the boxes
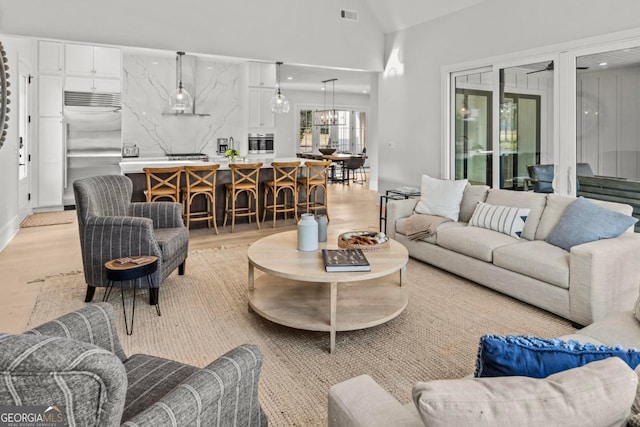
[248,133,274,154]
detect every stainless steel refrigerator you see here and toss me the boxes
[63,91,122,206]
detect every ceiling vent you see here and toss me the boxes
[340,9,358,22]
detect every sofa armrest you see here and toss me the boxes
[122,344,267,427]
[569,233,640,325]
[24,303,127,362]
[129,202,184,229]
[328,375,423,427]
[385,198,419,240]
[80,216,163,288]
[0,332,127,427]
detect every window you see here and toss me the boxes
[298,108,367,154]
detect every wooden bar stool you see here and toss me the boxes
[182,164,220,233]
[143,166,183,202]
[297,160,331,221]
[262,161,300,228]
[224,162,263,232]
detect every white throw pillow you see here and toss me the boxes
[469,201,530,239]
[414,175,468,221]
[412,358,637,427]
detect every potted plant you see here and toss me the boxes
[224,148,240,162]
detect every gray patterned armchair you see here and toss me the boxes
[0,303,268,426]
[73,175,189,304]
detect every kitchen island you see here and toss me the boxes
[120,157,319,228]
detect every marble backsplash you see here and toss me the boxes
[122,53,241,157]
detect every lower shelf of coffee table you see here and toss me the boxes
[248,273,408,332]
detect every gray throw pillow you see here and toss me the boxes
[546,197,637,251]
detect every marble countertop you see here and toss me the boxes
[120,156,305,174]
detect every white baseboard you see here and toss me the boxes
[0,215,20,252]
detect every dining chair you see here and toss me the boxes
[182,164,220,232]
[224,163,263,232]
[262,161,300,227]
[344,155,366,185]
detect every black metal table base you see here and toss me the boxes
[104,258,160,335]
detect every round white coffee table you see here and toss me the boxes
[247,230,409,353]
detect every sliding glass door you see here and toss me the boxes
[453,71,492,186]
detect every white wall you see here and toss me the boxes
[377,0,640,191]
[274,89,371,158]
[0,0,384,72]
[0,36,36,250]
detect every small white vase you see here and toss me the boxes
[317,214,328,242]
[297,213,318,252]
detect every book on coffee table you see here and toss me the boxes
[322,249,371,272]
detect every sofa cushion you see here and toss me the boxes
[577,310,640,349]
[468,202,530,239]
[492,240,569,289]
[414,175,468,221]
[123,353,199,422]
[536,194,634,240]
[546,197,638,251]
[485,189,547,240]
[395,218,464,244]
[413,358,637,427]
[436,226,518,262]
[475,334,640,378]
[459,184,490,223]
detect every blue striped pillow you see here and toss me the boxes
[469,202,530,239]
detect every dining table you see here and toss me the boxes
[322,153,353,183]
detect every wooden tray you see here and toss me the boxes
[338,231,389,251]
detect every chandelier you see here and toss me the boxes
[313,79,345,126]
[168,51,193,112]
[270,61,290,114]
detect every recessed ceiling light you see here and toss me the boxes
[362,90,368,93]
[321,87,325,91]
[287,76,293,80]
[151,61,158,65]
[599,62,608,66]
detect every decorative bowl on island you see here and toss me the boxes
[319,148,337,155]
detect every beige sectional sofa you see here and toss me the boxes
[328,309,640,427]
[385,187,640,326]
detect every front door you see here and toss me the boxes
[17,60,32,220]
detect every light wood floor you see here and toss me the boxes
[0,179,379,333]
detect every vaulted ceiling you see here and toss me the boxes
[363,0,490,34]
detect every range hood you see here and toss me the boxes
[163,53,210,117]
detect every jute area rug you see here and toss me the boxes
[20,211,76,228]
[27,245,576,426]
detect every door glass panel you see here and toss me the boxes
[576,46,640,182]
[453,72,492,185]
[500,62,552,191]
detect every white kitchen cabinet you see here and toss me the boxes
[38,41,64,74]
[65,44,94,76]
[38,117,64,207]
[248,87,275,129]
[39,75,63,117]
[248,62,276,87]
[65,76,121,93]
[93,47,121,78]
[65,44,121,77]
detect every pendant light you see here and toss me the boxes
[169,51,193,112]
[313,79,344,126]
[270,61,290,113]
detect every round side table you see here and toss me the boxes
[104,256,160,335]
